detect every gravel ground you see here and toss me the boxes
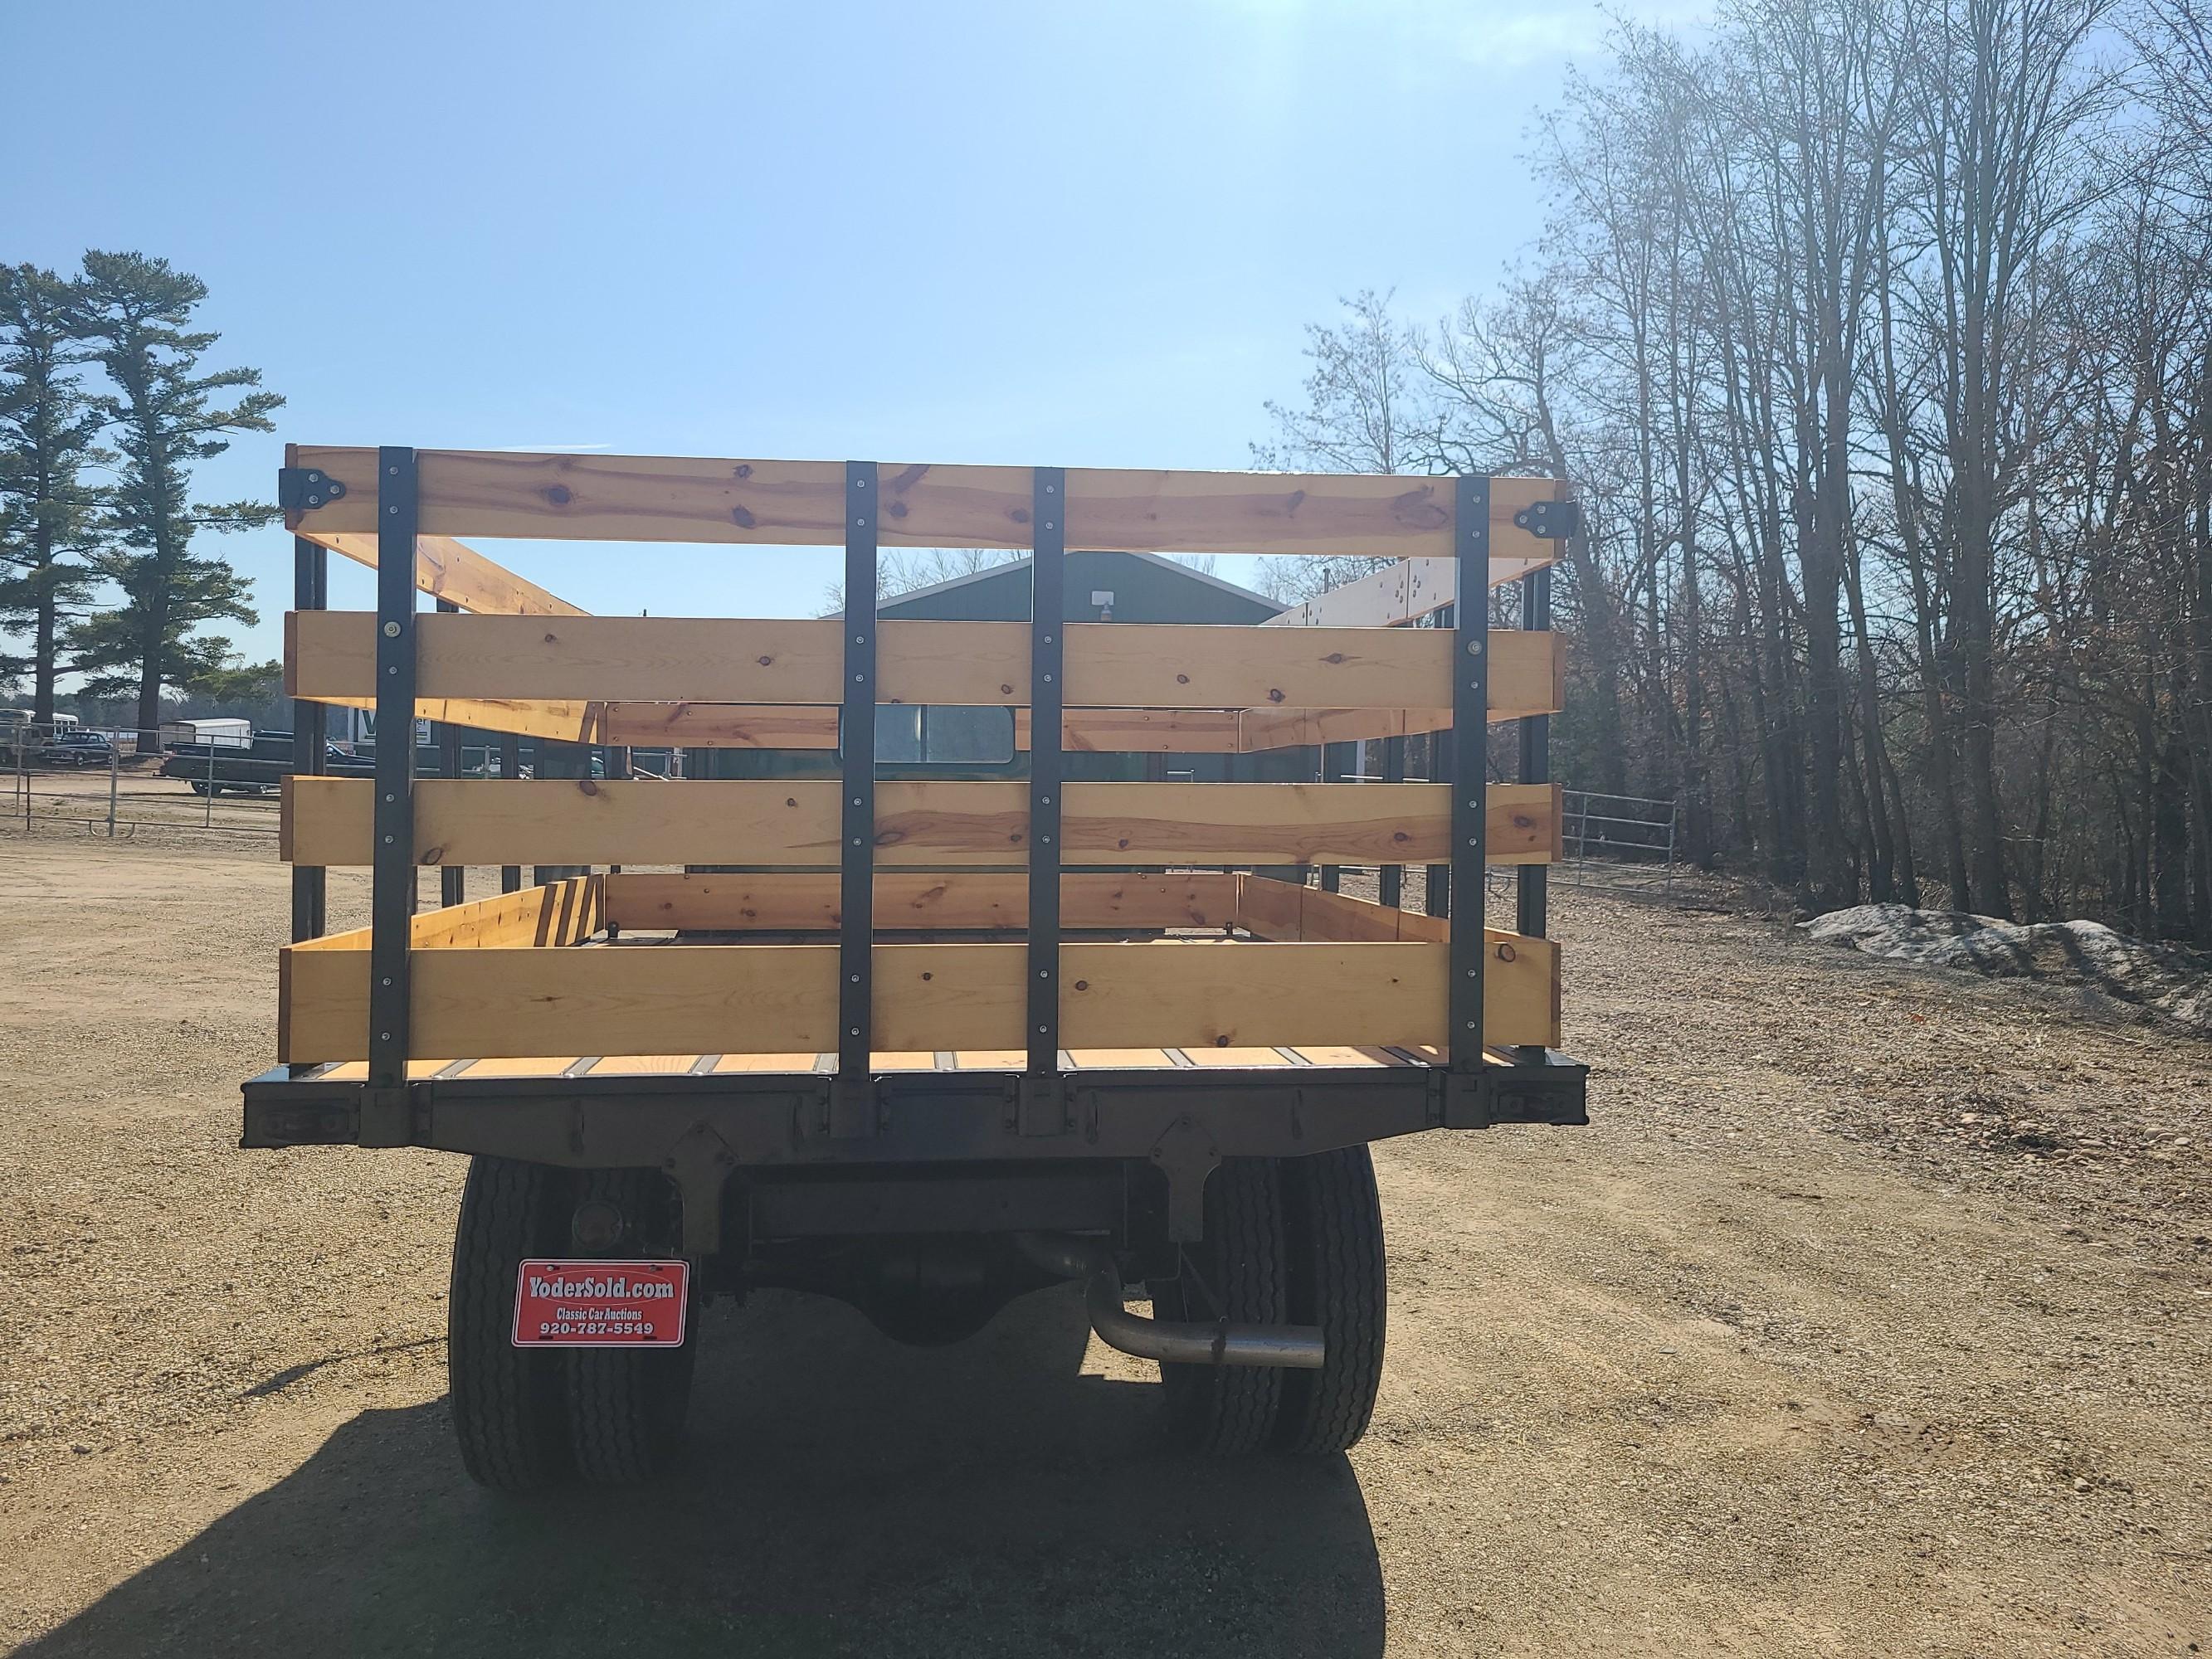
[0,834,2207,1657]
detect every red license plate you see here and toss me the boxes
[512,1259,689,1347]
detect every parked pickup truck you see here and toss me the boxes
[162,732,375,795]
[245,442,1589,1491]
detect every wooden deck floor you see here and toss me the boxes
[302,1044,1479,1082]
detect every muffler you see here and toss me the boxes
[1016,1233,1324,1370]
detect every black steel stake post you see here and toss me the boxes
[1516,564,1552,1063]
[289,535,328,950]
[1444,474,1491,1125]
[1023,468,1067,1133]
[364,448,420,1146]
[499,732,521,893]
[1319,740,1346,893]
[1378,734,1406,909]
[435,597,465,908]
[1425,603,1453,922]
[1517,567,1551,942]
[831,462,879,1137]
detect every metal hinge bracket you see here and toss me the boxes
[1014,1075,1074,1137]
[358,1084,412,1147]
[278,467,348,512]
[1430,1068,1492,1131]
[1511,499,1580,540]
[824,1077,883,1140]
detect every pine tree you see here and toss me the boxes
[0,265,105,723]
[68,251,281,750]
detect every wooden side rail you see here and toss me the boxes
[280,777,1563,868]
[287,698,1464,753]
[290,876,607,952]
[286,448,1570,566]
[289,611,1561,718]
[297,528,585,617]
[602,871,1235,932]
[280,937,1558,1060]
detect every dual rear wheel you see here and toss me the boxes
[446,1146,1387,1490]
[447,1158,694,1491]
[1146,1147,1388,1457]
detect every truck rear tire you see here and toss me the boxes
[448,1155,572,1491]
[1274,1146,1387,1455]
[563,1170,695,1485]
[1147,1157,1287,1456]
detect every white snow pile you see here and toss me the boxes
[1800,903,2212,1034]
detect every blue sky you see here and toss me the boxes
[2,0,1679,667]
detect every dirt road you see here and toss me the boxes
[1,834,2206,1656]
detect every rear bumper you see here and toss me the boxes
[242,1051,1589,1252]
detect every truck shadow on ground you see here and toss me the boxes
[27,1286,1386,1657]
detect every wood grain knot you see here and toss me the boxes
[543,632,559,644]
[729,505,757,528]
[1323,652,1346,664]
[577,779,598,797]
[920,971,933,981]
[421,844,445,864]
[543,484,572,505]
[1496,942,1517,962]
[888,500,909,518]
[1267,688,1285,703]
[733,464,753,479]
[1177,674,1190,684]
[786,797,797,807]
[1214,1034,1231,1046]
[757,655,773,667]
[1010,507,1030,524]
[1389,487,1450,529]
[1073,980,1089,991]
[1000,684,1014,695]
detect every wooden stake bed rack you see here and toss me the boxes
[243,446,1588,1247]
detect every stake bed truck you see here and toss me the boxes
[242,445,1588,1487]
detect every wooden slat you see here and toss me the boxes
[1237,707,1449,752]
[1232,878,1557,1044]
[288,876,604,951]
[288,612,1557,715]
[313,1060,451,1081]
[454,1056,580,1078]
[710,1053,824,1073]
[1235,632,1561,748]
[1177,1047,1298,1068]
[603,870,1234,932]
[1235,878,1452,944]
[1055,709,1245,752]
[280,937,1556,1060]
[582,1054,699,1076]
[287,448,1568,566]
[300,528,586,617]
[1264,533,1565,625]
[1287,1046,1406,1067]
[1231,874,1308,941]
[299,698,1255,754]
[282,777,1560,869]
[302,688,605,745]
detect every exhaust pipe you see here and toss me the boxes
[1017,1233,1324,1370]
